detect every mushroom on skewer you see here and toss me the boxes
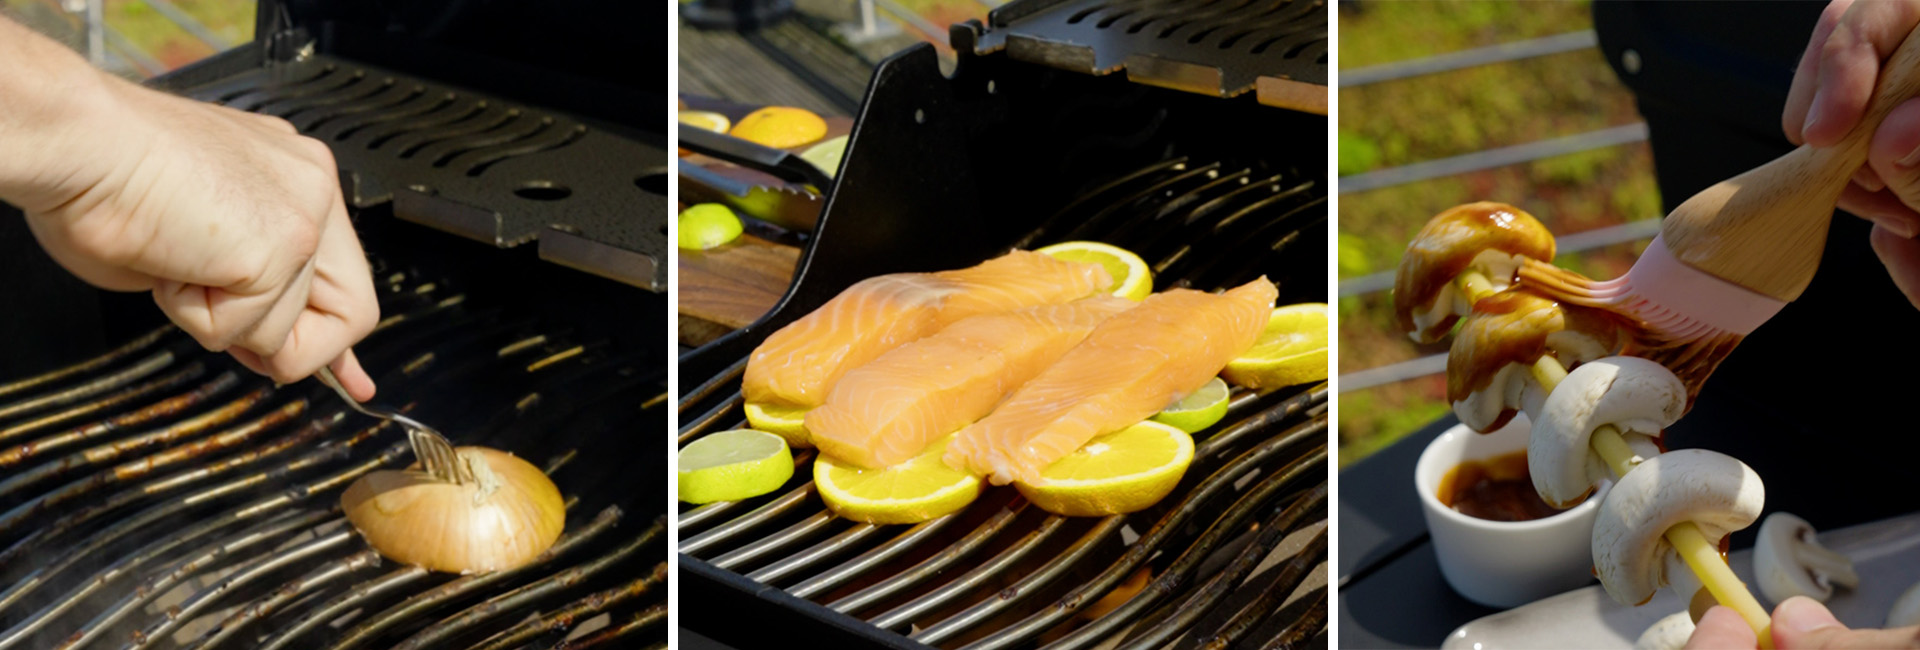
[1529,357,1677,509]
[1393,202,1555,344]
[1592,449,1765,607]
[1447,289,1625,434]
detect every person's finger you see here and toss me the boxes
[1805,1,1920,147]
[233,256,317,359]
[1867,98,1920,217]
[253,205,378,385]
[1853,166,1886,192]
[151,279,288,352]
[1771,596,1920,649]
[1685,606,1758,650]
[1839,183,1920,238]
[226,347,272,379]
[329,350,376,402]
[1786,0,1854,144]
[1871,223,1920,312]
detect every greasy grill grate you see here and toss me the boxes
[0,263,666,649]
[965,0,1327,112]
[677,159,1329,649]
[173,55,668,292]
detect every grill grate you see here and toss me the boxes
[964,0,1327,113]
[0,261,666,649]
[172,54,669,292]
[677,159,1329,649]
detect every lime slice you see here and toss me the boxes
[1016,421,1194,517]
[678,204,743,250]
[1035,241,1153,302]
[1152,377,1230,433]
[800,135,848,179]
[744,401,812,448]
[678,110,731,133]
[1222,303,1329,389]
[677,429,794,504]
[815,433,982,524]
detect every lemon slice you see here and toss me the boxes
[679,204,744,250]
[730,106,828,149]
[1016,421,1194,517]
[1036,241,1153,302]
[1152,377,1231,433]
[799,135,849,179]
[679,110,731,133]
[1222,303,1329,389]
[744,401,812,448]
[677,430,794,504]
[815,434,982,524]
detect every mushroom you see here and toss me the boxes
[1447,289,1624,433]
[1592,449,1765,606]
[1753,512,1857,604]
[1528,356,1679,507]
[1393,202,1556,343]
[1634,610,1696,650]
[1888,580,1920,628]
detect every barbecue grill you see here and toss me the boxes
[677,1,1328,646]
[0,1,669,648]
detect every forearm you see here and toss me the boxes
[0,16,118,210]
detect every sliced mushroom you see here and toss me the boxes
[1888,580,1920,628]
[1665,552,1712,622]
[1634,610,1696,650]
[1754,512,1856,604]
[1592,449,1765,607]
[1447,290,1624,433]
[1393,202,1556,343]
[1529,356,1680,507]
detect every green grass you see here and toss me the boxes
[1337,0,1662,468]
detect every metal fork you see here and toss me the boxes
[316,367,471,484]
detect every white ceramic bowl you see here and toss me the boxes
[1415,414,1609,608]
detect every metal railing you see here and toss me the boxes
[31,0,236,79]
[1337,30,1656,392]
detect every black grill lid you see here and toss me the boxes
[965,0,1327,113]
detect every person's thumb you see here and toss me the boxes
[1772,596,1920,649]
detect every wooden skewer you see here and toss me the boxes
[1457,270,1774,647]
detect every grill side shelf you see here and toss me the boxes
[966,0,1327,113]
[168,55,668,292]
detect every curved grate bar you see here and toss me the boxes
[465,563,667,650]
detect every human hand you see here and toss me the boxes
[2,69,378,400]
[1683,597,1920,649]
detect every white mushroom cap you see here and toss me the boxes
[1634,610,1696,650]
[1408,248,1532,340]
[1530,356,1685,508]
[1592,449,1765,607]
[1754,512,1857,605]
[1888,580,1920,628]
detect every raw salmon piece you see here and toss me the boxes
[743,251,1112,411]
[946,278,1278,485]
[807,296,1137,469]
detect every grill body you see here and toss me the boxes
[678,5,1329,646]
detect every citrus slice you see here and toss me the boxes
[678,110,731,133]
[678,204,744,250]
[743,401,811,448]
[1016,421,1194,517]
[1035,241,1152,302]
[815,433,982,524]
[1152,377,1230,433]
[729,106,827,149]
[677,429,794,504]
[799,135,849,179]
[1222,303,1329,389]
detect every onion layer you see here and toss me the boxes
[342,447,565,574]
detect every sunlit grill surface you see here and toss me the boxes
[678,158,1330,649]
[0,262,665,650]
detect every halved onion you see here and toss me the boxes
[342,447,565,574]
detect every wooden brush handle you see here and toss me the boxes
[1661,23,1920,302]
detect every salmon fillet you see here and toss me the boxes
[807,296,1137,469]
[743,251,1113,411]
[947,278,1278,485]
